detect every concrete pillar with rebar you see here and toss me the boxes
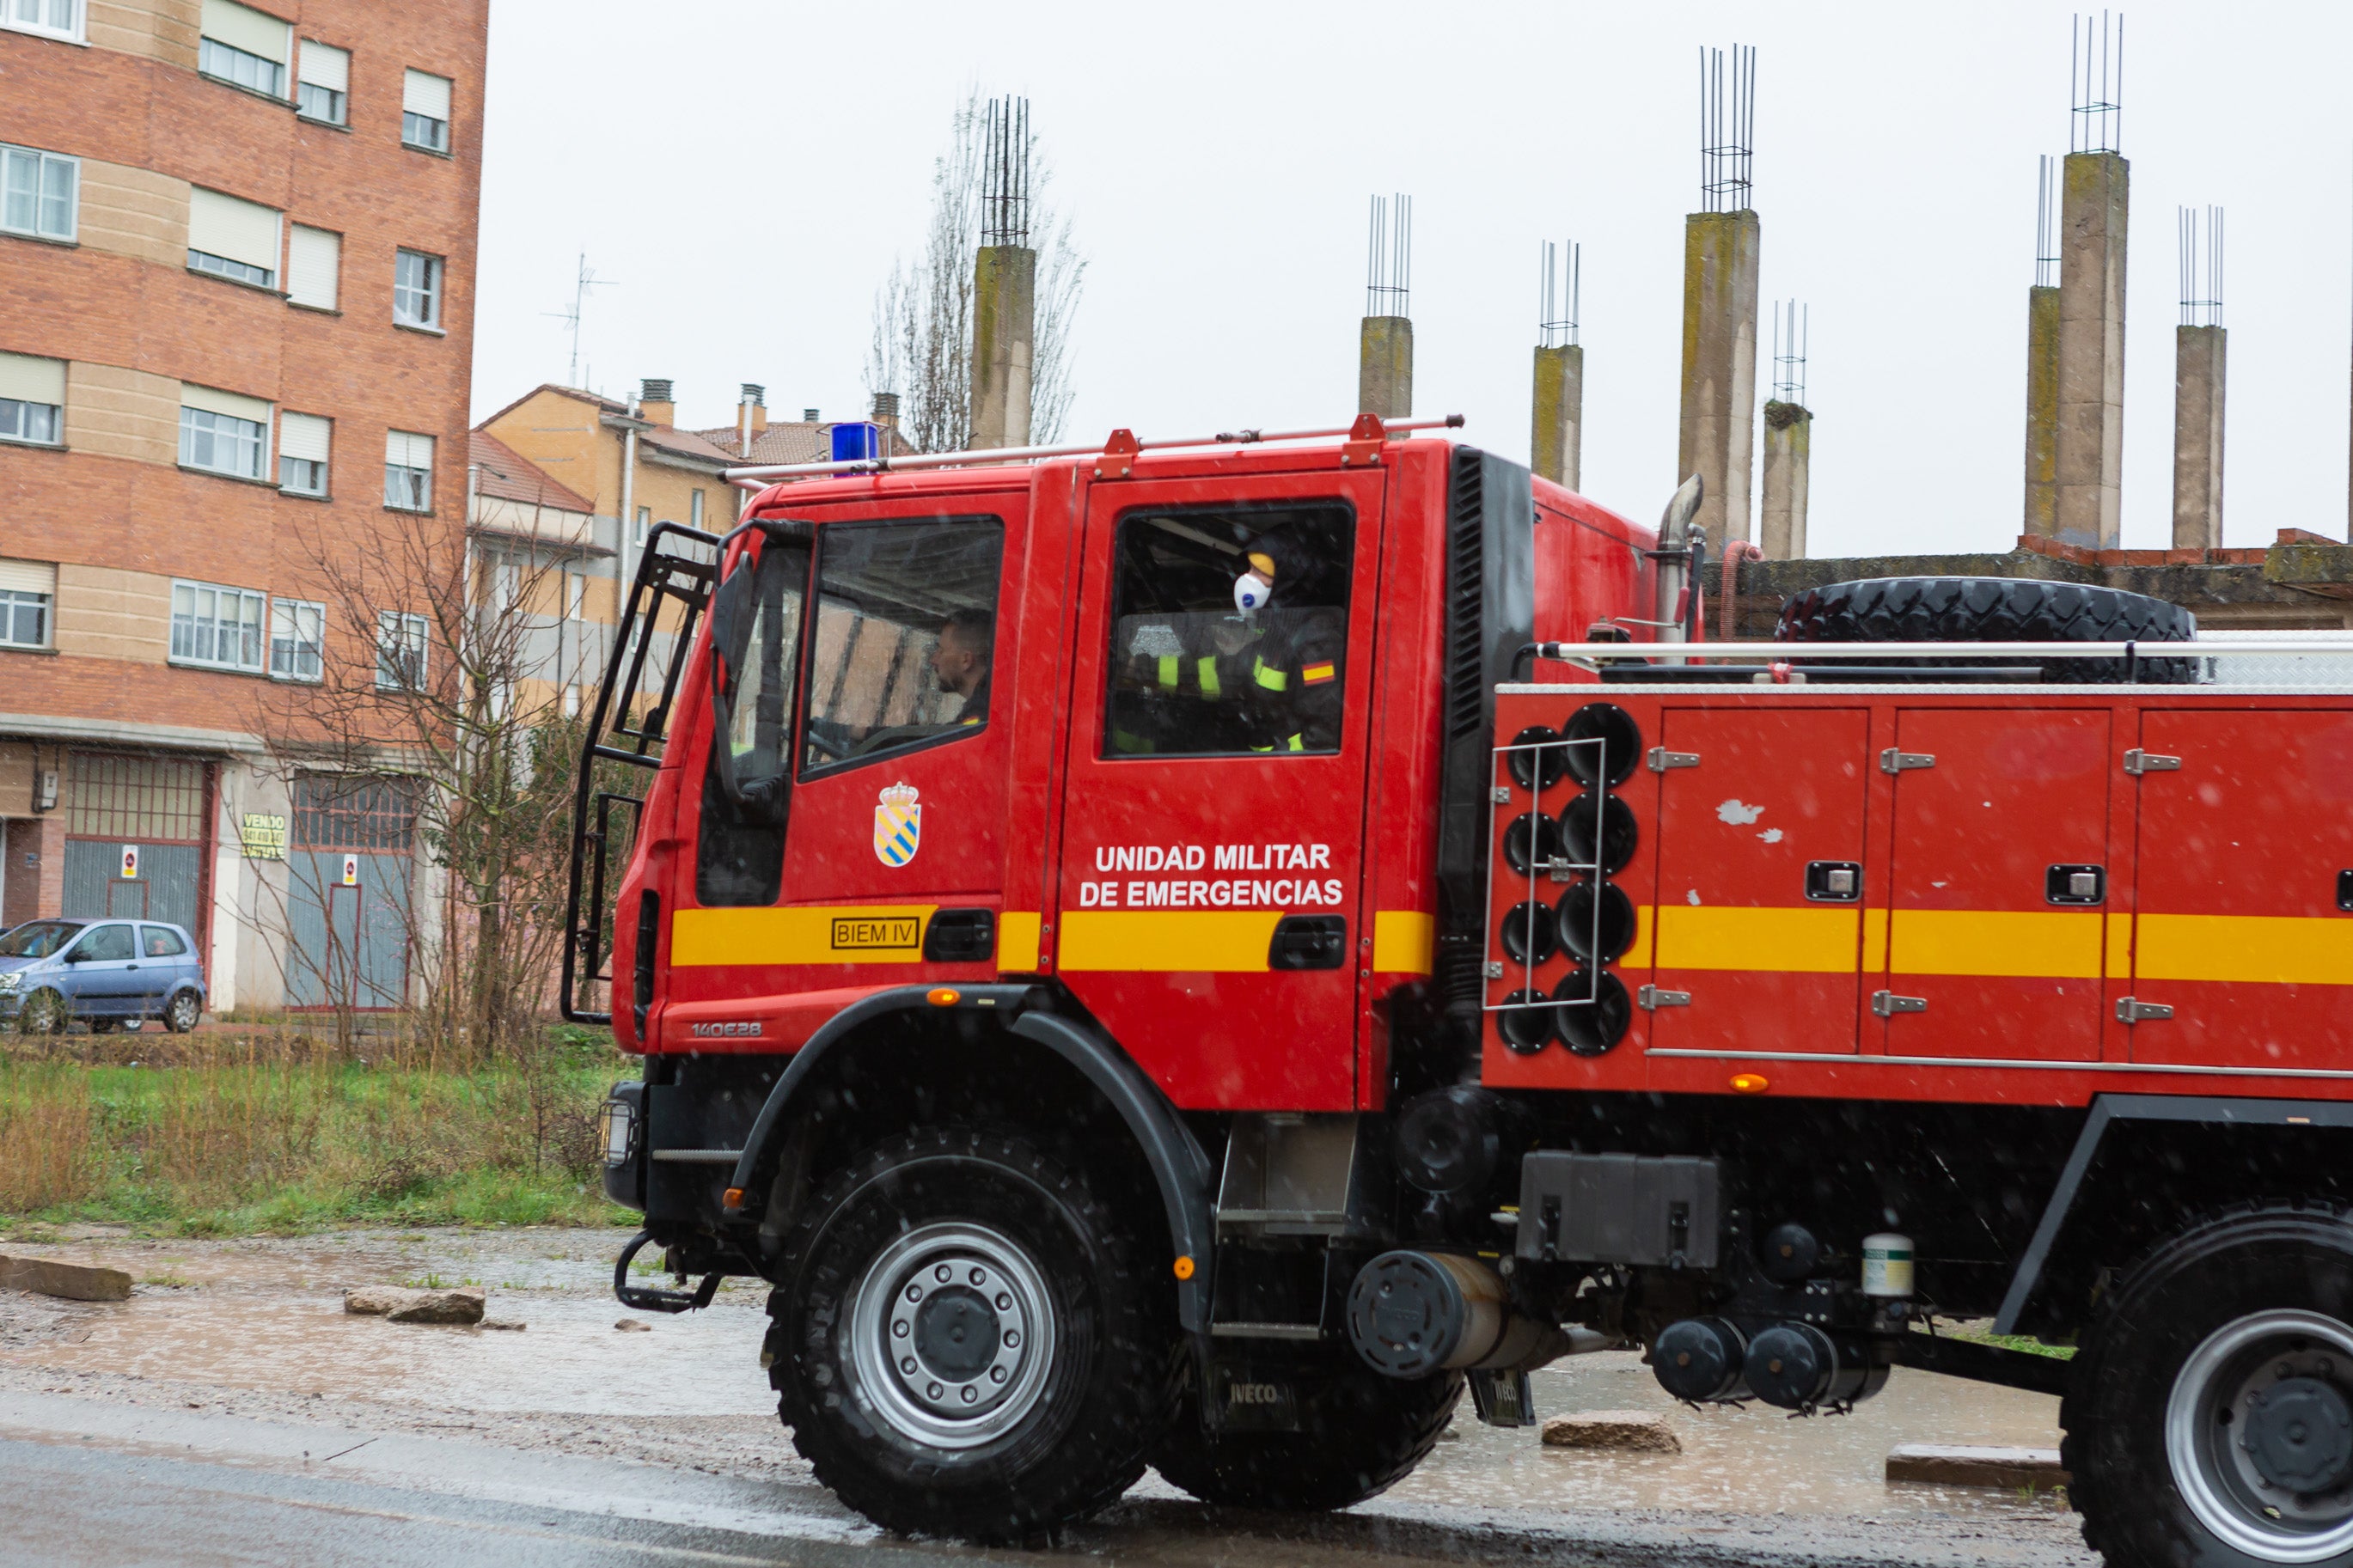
[2171,205,2225,551]
[1531,345,1582,489]
[1360,194,1413,418]
[2023,156,2063,539]
[1760,401,1810,560]
[969,97,1036,451]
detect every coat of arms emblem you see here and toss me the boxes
[873,782,921,866]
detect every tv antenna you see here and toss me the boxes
[545,253,617,390]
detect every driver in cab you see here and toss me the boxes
[929,607,993,727]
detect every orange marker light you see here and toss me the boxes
[1730,1073,1770,1095]
[723,1187,746,1210]
[927,987,962,1007]
[1172,1255,1196,1281]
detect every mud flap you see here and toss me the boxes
[1200,1353,1306,1433]
[1468,1368,1536,1427]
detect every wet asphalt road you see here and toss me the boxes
[0,1229,2099,1567]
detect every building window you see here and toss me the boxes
[187,186,281,290]
[0,559,54,650]
[2,0,82,43]
[278,411,329,496]
[287,223,339,310]
[171,579,266,672]
[270,598,323,681]
[198,0,290,97]
[632,507,649,548]
[384,430,433,511]
[296,39,348,125]
[376,611,427,690]
[401,69,451,153]
[690,488,705,529]
[1,143,77,242]
[393,248,442,329]
[0,351,65,445]
[179,393,271,481]
[565,570,585,621]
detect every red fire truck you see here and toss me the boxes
[567,418,2353,1566]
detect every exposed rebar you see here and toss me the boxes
[2179,204,2224,328]
[1539,240,1580,349]
[2069,11,2123,155]
[1366,193,1411,319]
[1700,44,1757,213]
[980,96,1030,247]
[2034,155,2061,288]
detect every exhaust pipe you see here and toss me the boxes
[1348,1251,1603,1378]
[1652,473,1705,664]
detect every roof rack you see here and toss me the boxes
[724,412,1466,490]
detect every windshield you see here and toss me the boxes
[0,920,83,959]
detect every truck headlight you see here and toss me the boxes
[599,1097,635,1165]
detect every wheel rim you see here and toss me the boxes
[846,1220,1058,1452]
[2167,1308,2353,1562]
[169,994,197,1030]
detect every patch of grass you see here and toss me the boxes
[0,1029,639,1237]
[1938,1321,2078,1359]
[139,1271,195,1289]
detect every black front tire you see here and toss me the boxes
[764,1126,1178,1544]
[1152,1342,1462,1510]
[2065,1206,2353,1567]
[162,991,201,1034]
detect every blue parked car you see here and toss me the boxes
[0,918,208,1035]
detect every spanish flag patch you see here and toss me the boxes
[1301,661,1336,686]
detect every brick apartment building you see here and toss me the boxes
[0,0,488,1012]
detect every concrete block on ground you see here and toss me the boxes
[1885,1443,2069,1489]
[615,1318,652,1333]
[1542,1410,1681,1453]
[343,1285,485,1324]
[0,1254,134,1302]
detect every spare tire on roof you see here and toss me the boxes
[1774,577,2199,685]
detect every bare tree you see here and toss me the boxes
[258,507,587,1067]
[866,91,1087,450]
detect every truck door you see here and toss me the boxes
[1647,707,1869,1055]
[2128,710,2353,1068]
[663,503,1018,1046]
[1054,471,1384,1111]
[1879,708,2111,1060]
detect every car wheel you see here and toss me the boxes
[162,991,201,1034]
[763,1126,1179,1544]
[16,989,67,1036]
[2065,1206,2353,1566]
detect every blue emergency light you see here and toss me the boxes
[831,421,882,463]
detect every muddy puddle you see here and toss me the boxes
[1399,1351,2067,1520]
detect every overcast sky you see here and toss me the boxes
[471,1,2353,557]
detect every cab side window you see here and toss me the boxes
[1103,503,1354,758]
[697,534,810,908]
[800,517,1004,776]
[75,924,134,961]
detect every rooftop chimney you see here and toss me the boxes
[871,392,901,428]
[739,383,767,455]
[804,407,820,423]
[639,378,675,427]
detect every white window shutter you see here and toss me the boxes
[402,69,451,119]
[287,224,339,309]
[297,38,347,91]
[200,0,289,64]
[180,382,272,424]
[386,429,434,470]
[0,558,57,596]
[0,351,65,405]
[278,411,329,462]
[188,187,281,273]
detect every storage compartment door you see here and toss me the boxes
[1880,709,2110,1061]
[1648,707,1869,1056]
[2130,710,2353,1069]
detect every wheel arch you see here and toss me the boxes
[1996,1095,2353,1339]
[726,984,1216,1332]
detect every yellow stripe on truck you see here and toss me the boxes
[1653,906,1861,973]
[2136,914,2353,986]
[1890,909,2104,979]
[1372,911,1434,974]
[1059,911,1282,972]
[671,905,939,967]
